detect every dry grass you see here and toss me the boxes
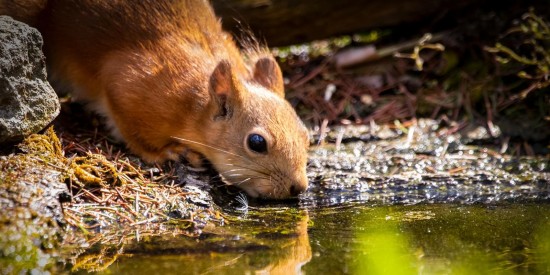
[22,127,223,236]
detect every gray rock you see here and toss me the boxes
[0,15,59,143]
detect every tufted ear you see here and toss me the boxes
[253,57,285,97]
[209,60,243,119]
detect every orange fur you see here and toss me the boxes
[2,0,309,199]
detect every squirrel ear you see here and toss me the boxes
[253,57,285,97]
[209,60,242,119]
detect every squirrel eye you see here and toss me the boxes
[247,134,267,153]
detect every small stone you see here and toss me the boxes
[0,16,60,143]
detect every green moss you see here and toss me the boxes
[0,127,67,274]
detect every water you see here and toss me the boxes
[74,203,550,274]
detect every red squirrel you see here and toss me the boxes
[1,0,309,199]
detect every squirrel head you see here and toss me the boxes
[201,57,309,199]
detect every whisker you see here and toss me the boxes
[218,168,250,175]
[172,136,274,173]
[225,174,272,181]
[209,161,272,178]
[171,136,251,161]
[224,173,243,178]
[232,177,251,186]
[235,193,249,211]
[212,165,270,180]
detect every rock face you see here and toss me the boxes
[0,15,59,143]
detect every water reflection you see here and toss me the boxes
[72,209,312,274]
[256,214,311,274]
[68,203,550,274]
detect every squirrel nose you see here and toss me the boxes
[289,180,308,197]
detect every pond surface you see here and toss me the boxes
[69,120,550,274]
[76,203,550,274]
